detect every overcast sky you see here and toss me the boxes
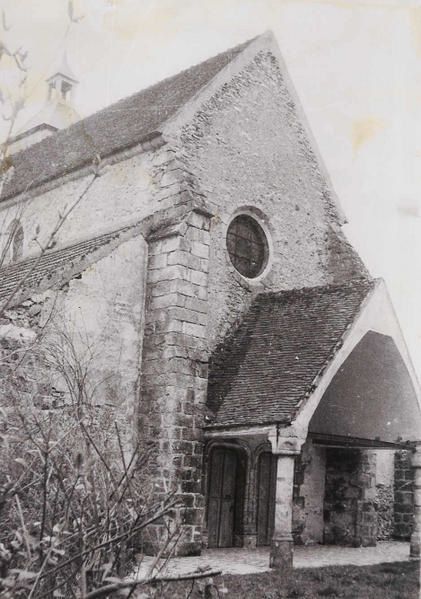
[2,0,421,375]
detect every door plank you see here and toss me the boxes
[207,448,238,548]
[257,452,276,546]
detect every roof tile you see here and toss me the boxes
[206,279,374,428]
[2,39,251,201]
[0,227,131,309]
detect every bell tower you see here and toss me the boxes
[8,52,80,154]
[46,52,78,104]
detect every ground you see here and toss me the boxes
[136,542,411,577]
[153,561,419,598]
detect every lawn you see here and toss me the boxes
[154,560,420,598]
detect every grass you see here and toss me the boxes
[159,560,420,598]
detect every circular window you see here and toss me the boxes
[226,214,269,278]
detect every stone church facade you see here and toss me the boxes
[1,32,421,569]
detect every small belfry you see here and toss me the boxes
[46,52,78,105]
[9,51,80,154]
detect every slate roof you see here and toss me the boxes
[2,39,251,202]
[0,227,132,308]
[206,279,374,429]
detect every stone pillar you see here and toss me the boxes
[269,435,304,571]
[410,446,421,557]
[394,450,414,540]
[355,450,378,546]
[270,453,296,570]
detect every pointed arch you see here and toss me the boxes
[309,331,421,444]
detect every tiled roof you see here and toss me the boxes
[206,279,374,429]
[2,39,251,202]
[0,227,132,308]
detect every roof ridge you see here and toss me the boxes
[68,37,256,134]
[2,36,257,202]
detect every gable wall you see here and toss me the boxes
[176,50,367,348]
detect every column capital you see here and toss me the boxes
[269,434,306,456]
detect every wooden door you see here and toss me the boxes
[257,452,277,546]
[207,448,238,548]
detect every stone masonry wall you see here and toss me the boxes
[293,440,326,545]
[0,143,159,267]
[394,450,414,539]
[324,448,377,547]
[376,484,394,540]
[138,208,211,556]
[177,49,368,352]
[375,450,395,540]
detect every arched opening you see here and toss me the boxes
[206,445,247,548]
[306,331,421,547]
[309,331,421,444]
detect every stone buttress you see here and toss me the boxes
[138,204,212,556]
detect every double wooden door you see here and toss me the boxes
[207,448,238,548]
[207,448,276,548]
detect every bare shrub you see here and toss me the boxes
[0,329,179,598]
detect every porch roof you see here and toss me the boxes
[206,279,374,429]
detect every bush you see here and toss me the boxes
[0,334,177,598]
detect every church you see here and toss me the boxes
[1,31,421,571]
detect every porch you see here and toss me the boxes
[204,281,421,570]
[135,541,411,578]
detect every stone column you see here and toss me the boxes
[269,435,304,571]
[410,446,421,557]
[270,453,296,569]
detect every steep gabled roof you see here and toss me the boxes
[1,39,252,202]
[206,279,374,429]
[0,226,135,309]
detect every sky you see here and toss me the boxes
[2,0,421,375]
